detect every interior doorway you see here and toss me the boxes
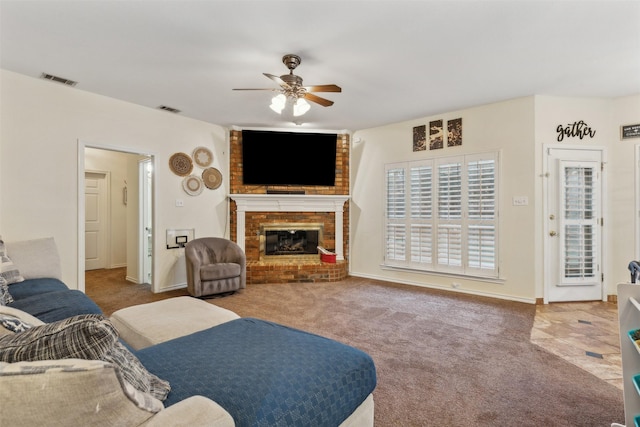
[78,142,155,292]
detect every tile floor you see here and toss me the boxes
[531,300,623,389]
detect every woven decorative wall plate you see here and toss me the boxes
[192,146,213,168]
[202,167,223,189]
[169,152,193,176]
[182,175,204,196]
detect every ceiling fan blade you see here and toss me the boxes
[303,84,342,93]
[263,73,291,89]
[232,88,279,91]
[303,93,334,107]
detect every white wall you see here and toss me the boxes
[351,97,538,303]
[350,94,640,302]
[610,95,640,286]
[2,67,637,302]
[534,95,640,296]
[0,70,230,292]
[534,96,619,298]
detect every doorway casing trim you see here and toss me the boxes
[77,139,157,293]
[542,143,608,304]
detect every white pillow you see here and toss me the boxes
[6,237,62,280]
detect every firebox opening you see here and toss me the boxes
[265,230,319,255]
[260,223,324,260]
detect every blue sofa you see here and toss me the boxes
[1,238,376,426]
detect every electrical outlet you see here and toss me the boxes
[175,199,184,207]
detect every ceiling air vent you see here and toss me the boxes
[40,73,77,86]
[158,105,181,114]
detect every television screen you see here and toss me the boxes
[242,130,337,186]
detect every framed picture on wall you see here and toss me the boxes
[447,118,462,147]
[429,120,443,150]
[413,125,426,151]
[622,123,640,140]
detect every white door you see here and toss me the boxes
[545,147,604,302]
[85,172,108,270]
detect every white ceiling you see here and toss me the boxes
[1,0,639,132]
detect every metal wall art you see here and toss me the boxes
[413,118,463,152]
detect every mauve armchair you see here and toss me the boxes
[185,238,246,297]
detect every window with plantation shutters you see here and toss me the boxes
[384,152,499,278]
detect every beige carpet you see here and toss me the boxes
[87,269,624,426]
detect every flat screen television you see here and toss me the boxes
[242,130,337,186]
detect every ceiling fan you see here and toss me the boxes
[233,54,341,112]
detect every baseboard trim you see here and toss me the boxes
[155,282,187,293]
[348,271,537,304]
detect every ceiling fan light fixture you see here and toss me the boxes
[293,98,310,116]
[234,54,340,116]
[269,93,287,114]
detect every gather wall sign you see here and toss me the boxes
[556,120,596,142]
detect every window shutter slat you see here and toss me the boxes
[410,165,432,219]
[411,224,432,263]
[387,168,406,219]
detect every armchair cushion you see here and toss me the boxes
[200,263,241,281]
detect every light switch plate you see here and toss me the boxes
[512,196,528,206]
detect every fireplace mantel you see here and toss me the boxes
[229,194,350,261]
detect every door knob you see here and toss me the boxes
[549,231,557,237]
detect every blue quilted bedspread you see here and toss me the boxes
[135,318,376,426]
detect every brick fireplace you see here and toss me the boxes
[228,130,350,284]
[229,194,349,284]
